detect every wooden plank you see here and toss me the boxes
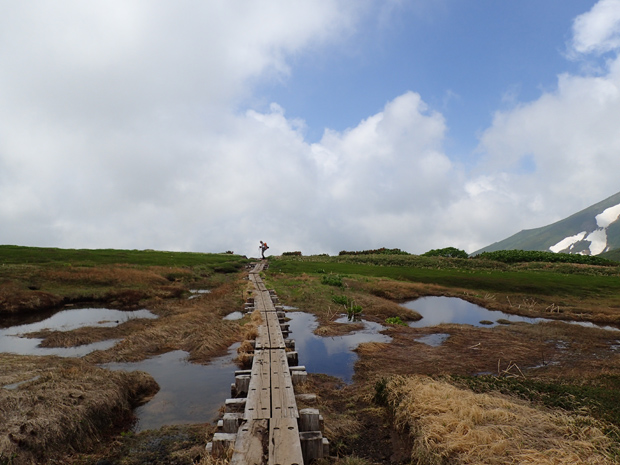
[270,349,298,419]
[269,417,303,465]
[255,325,269,350]
[245,350,271,420]
[265,313,286,349]
[230,419,268,465]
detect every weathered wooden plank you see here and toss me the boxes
[228,262,319,464]
[255,325,269,350]
[270,349,298,419]
[269,417,303,465]
[230,419,268,465]
[245,350,271,420]
[265,313,286,349]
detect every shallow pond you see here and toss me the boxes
[402,296,544,328]
[0,307,157,357]
[223,311,244,321]
[402,296,619,332]
[102,344,240,432]
[287,311,391,383]
[100,312,389,429]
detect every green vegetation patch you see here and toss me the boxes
[0,245,249,268]
[422,247,468,259]
[268,255,620,299]
[338,247,410,256]
[475,249,617,266]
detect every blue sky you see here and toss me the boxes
[254,1,588,154]
[1,0,620,257]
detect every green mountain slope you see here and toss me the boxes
[474,191,620,256]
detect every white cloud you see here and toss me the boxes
[0,1,364,256]
[4,0,620,259]
[571,0,620,56]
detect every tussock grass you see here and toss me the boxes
[0,355,158,465]
[76,280,247,364]
[42,266,171,287]
[385,375,615,464]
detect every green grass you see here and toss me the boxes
[0,245,249,269]
[268,255,620,299]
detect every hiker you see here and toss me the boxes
[259,241,269,259]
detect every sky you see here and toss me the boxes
[1,0,620,258]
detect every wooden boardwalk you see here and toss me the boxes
[208,261,328,464]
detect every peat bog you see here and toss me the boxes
[2,247,620,464]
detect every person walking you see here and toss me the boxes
[259,241,269,259]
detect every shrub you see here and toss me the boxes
[385,316,407,326]
[475,250,617,266]
[332,295,351,306]
[339,248,410,256]
[321,274,343,287]
[422,247,469,259]
[282,251,303,256]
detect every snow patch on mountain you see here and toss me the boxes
[550,202,620,255]
[596,203,620,228]
[549,231,587,253]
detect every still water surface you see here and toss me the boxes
[102,344,240,432]
[402,296,619,332]
[0,307,157,357]
[402,296,544,328]
[287,311,391,384]
[1,308,391,429]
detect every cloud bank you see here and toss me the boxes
[1,0,620,257]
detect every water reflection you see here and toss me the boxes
[402,296,619,332]
[189,289,211,299]
[402,296,545,328]
[415,333,450,347]
[287,312,391,383]
[223,311,243,320]
[102,344,240,431]
[0,308,157,357]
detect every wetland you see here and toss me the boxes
[2,246,620,464]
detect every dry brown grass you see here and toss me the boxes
[0,282,62,314]
[385,375,615,465]
[42,265,172,287]
[0,354,158,465]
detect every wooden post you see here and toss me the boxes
[298,408,321,432]
[299,431,324,462]
[291,370,307,385]
[234,374,251,398]
[286,351,298,367]
[222,413,244,433]
[211,432,237,457]
[225,398,246,413]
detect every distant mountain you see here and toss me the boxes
[474,191,620,257]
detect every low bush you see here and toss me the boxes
[422,247,468,259]
[321,274,343,287]
[475,249,617,266]
[338,248,410,256]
